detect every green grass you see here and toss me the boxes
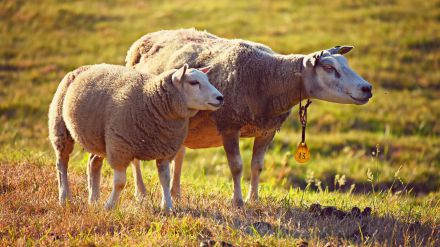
[1,0,439,245]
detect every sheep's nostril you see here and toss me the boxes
[216,95,224,102]
[361,85,372,93]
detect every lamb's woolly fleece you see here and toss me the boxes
[49,64,190,168]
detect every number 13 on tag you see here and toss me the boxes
[294,142,310,164]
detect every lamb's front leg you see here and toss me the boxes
[156,159,172,211]
[222,130,244,207]
[170,146,185,199]
[105,167,127,210]
[87,154,103,203]
[246,131,275,202]
[131,159,147,201]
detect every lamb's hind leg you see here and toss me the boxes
[222,130,244,207]
[56,157,71,205]
[170,146,185,199]
[55,137,74,205]
[87,154,104,203]
[132,159,147,201]
[246,131,275,202]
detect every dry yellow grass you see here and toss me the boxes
[1,162,438,246]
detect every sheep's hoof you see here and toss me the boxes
[245,195,259,204]
[134,187,147,201]
[104,201,116,210]
[58,192,72,207]
[232,198,244,208]
[88,194,99,204]
[161,206,173,215]
[58,200,67,207]
[170,189,181,200]
[134,193,146,203]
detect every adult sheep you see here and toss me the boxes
[125,29,373,207]
[48,63,223,210]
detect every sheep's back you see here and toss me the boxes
[127,29,274,75]
[127,29,282,135]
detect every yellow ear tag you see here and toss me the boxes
[294,142,310,163]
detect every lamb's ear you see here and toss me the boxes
[327,45,354,55]
[197,66,211,74]
[172,64,189,83]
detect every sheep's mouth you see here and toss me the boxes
[350,95,370,104]
[208,102,223,108]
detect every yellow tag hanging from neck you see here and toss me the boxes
[295,98,312,164]
[295,142,310,163]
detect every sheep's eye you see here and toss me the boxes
[322,65,340,77]
[322,65,335,72]
[189,80,199,86]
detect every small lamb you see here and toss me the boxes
[48,64,223,210]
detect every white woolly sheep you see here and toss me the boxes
[48,63,223,210]
[125,28,373,207]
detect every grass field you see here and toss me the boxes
[1,0,439,245]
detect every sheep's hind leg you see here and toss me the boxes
[246,131,275,202]
[157,159,173,211]
[222,131,244,207]
[132,159,147,201]
[87,154,104,203]
[105,167,127,210]
[170,146,185,199]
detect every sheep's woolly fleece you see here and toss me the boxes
[49,64,190,168]
[126,28,306,148]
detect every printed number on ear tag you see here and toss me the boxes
[294,142,310,164]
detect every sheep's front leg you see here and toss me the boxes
[132,159,147,201]
[246,131,275,202]
[170,146,185,199]
[105,167,127,210]
[87,154,103,203]
[222,130,244,207]
[156,159,172,211]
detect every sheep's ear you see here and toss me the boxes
[309,51,322,68]
[327,45,353,55]
[197,66,211,74]
[172,64,189,83]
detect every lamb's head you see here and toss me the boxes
[302,46,373,105]
[172,64,224,111]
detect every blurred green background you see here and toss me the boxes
[1,0,439,195]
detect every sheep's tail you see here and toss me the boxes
[48,66,91,158]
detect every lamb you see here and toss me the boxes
[124,28,373,207]
[48,63,224,210]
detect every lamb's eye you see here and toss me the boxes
[189,80,199,86]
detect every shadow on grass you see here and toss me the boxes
[173,195,439,246]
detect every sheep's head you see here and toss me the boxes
[172,64,224,111]
[302,46,372,105]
